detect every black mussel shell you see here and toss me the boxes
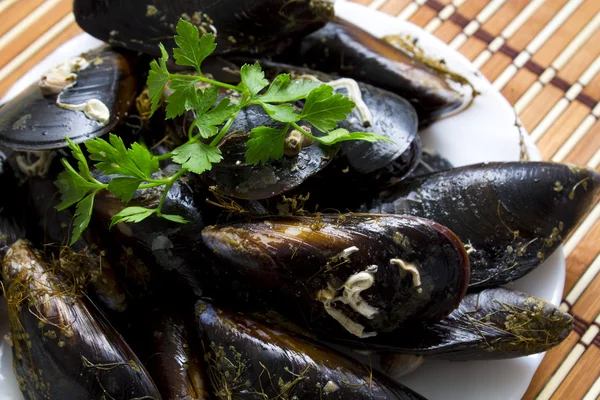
[1,240,161,399]
[209,129,337,200]
[129,299,209,399]
[0,152,26,251]
[73,0,333,58]
[195,300,426,399]
[274,18,464,125]
[0,47,142,150]
[251,60,420,175]
[92,167,209,294]
[201,213,470,337]
[406,148,454,179]
[339,288,573,360]
[367,162,600,288]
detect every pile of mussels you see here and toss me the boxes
[0,1,599,399]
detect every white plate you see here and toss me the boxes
[0,3,565,400]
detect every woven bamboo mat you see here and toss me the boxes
[0,0,599,398]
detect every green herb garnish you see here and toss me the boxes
[56,19,389,245]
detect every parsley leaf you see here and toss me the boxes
[195,85,219,115]
[317,128,393,146]
[110,206,156,228]
[300,85,355,133]
[55,160,98,210]
[259,74,321,103]
[86,134,159,180]
[108,177,143,202]
[245,126,287,165]
[241,62,268,97]
[172,19,216,72]
[258,103,300,123]
[165,78,199,119]
[147,43,170,116]
[172,142,223,174]
[71,191,97,245]
[161,214,189,224]
[190,98,238,138]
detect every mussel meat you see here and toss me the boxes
[367,162,600,288]
[195,300,426,399]
[1,240,161,399]
[201,213,470,337]
[0,47,142,150]
[73,0,334,57]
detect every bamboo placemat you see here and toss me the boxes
[0,0,599,399]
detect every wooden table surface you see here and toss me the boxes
[0,0,599,399]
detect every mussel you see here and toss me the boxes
[337,288,573,360]
[92,166,209,294]
[275,18,465,125]
[129,299,209,399]
[73,0,334,58]
[202,213,470,337]
[195,300,426,399]
[367,162,600,288]
[1,240,161,399]
[0,47,142,150]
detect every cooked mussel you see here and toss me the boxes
[0,47,142,150]
[130,299,209,399]
[254,61,420,176]
[1,240,161,399]
[367,162,600,288]
[201,213,470,337]
[275,18,465,125]
[92,166,209,294]
[73,0,333,58]
[209,129,338,200]
[338,288,573,360]
[195,300,426,399]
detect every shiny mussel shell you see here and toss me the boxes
[1,240,161,400]
[73,0,334,57]
[209,129,338,200]
[275,18,464,125]
[0,47,141,150]
[195,300,426,399]
[129,299,209,399]
[341,288,573,360]
[367,162,600,288]
[256,60,420,175]
[201,213,470,337]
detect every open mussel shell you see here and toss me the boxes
[73,0,333,57]
[367,162,600,288]
[209,128,338,200]
[1,240,161,399]
[195,300,426,399]
[201,213,470,337]
[274,18,464,125]
[339,288,573,360]
[0,47,141,150]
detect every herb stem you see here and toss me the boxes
[156,152,173,161]
[210,109,241,146]
[168,73,241,92]
[155,167,188,216]
[291,122,322,144]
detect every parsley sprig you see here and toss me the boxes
[56,19,389,245]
